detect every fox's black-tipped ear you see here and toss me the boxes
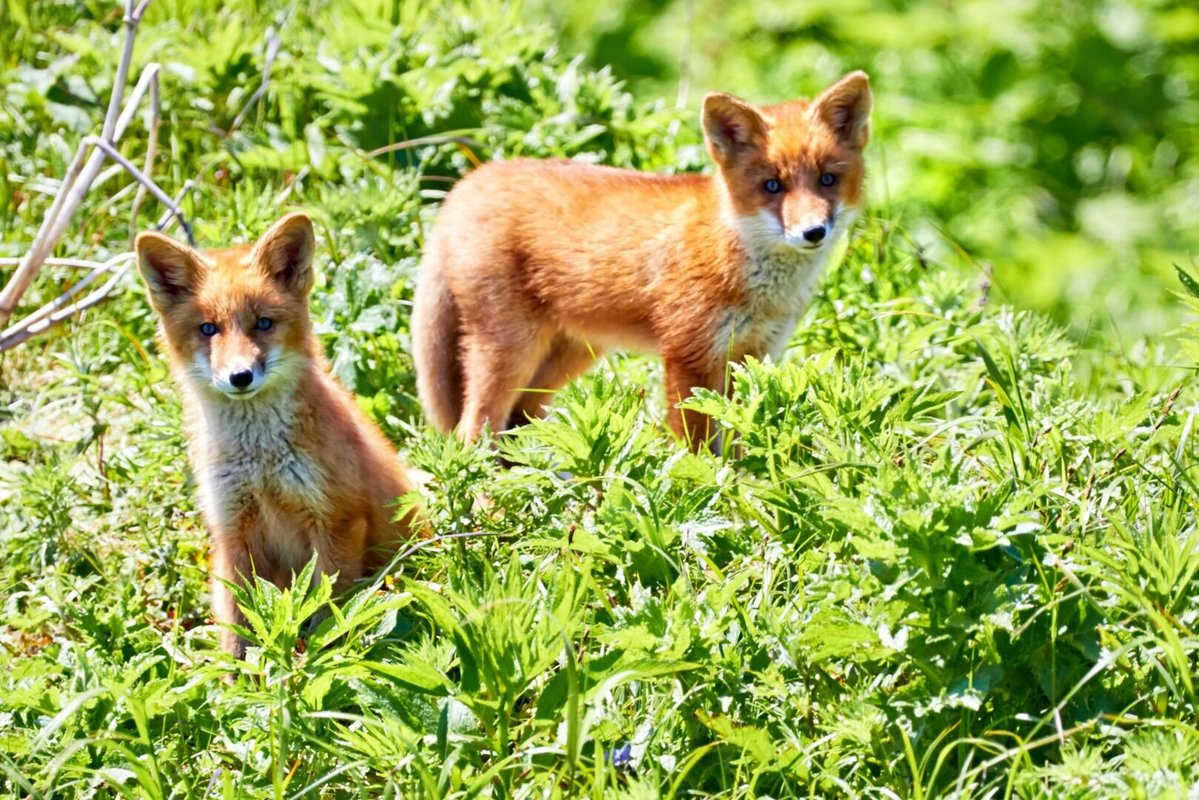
[135,231,205,312]
[809,71,872,149]
[253,212,315,296]
[702,92,769,163]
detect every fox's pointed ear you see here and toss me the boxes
[135,231,205,312]
[253,212,315,296]
[809,71,872,149]
[702,93,769,163]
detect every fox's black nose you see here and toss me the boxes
[230,370,254,389]
[802,225,827,244]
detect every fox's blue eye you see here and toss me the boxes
[763,179,783,194]
[200,322,218,337]
[820,173,837,187]
[255,318,273,331]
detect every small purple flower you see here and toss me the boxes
[607,742,633,769]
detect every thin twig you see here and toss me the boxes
[158,179,195,236]
[394,530,514,563]
[0,254,133,340]
[0,56,161,325]
[0,184,191,352]
[93,178,141,217]
[365,132,484,160]
[83,137,195,246]
[228,28,281,135]
[103,0,142,146]
[0,263,135,351]
[0,147,88,326]
[129,68,160,243]
[0,257,122,271]
[112,65,162,147]
[274,166,310,206]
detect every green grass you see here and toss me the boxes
[2,1,1198,797]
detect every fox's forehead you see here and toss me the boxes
[191,246,282,316]
[203,243,254,268]
[760,100,853,172]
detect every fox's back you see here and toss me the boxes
[427,159,730,325]
[433,160,715,256]
[441,158,710,225]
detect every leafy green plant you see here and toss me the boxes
[3,1,1199,798]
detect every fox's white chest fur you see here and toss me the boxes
[187,385,329,564]
[716,214,841,362]
[739,245,830,359]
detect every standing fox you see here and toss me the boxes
[413,71,871,448]
[136,213,421,661]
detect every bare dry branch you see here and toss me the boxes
[0,254,134,341]
[0,182,192,353]
[0,263,136,352]
[229,29,282,135]
[0,0,291,350]
[83,137,194,246]
[0,258,123,272]
[129,70,161,243]
[364,132,484,160]
[0,57,162,326]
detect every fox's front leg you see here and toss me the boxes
[210,528,254,664]
[663,351,726,453]
[319,516,370,591]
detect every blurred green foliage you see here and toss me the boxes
[1,0,1197,797]
[532,0,1199,341]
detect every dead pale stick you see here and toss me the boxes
[0,2,290,352]
[83,137,194,245]
[0,189,190,352]
[128,68,161,242]
[228,29,281,136]
[0,0,180,328]
[0,254,134,339]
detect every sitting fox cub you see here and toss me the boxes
[136,213,420,661]
[413,71,872,449]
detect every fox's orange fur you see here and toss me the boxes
[136,213,420,661]
[413,72,872,449]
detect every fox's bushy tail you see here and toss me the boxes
[411,260,463,433]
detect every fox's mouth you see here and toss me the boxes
[196,349,303,400]
[220,384,263,399]
[784,236,828,252]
